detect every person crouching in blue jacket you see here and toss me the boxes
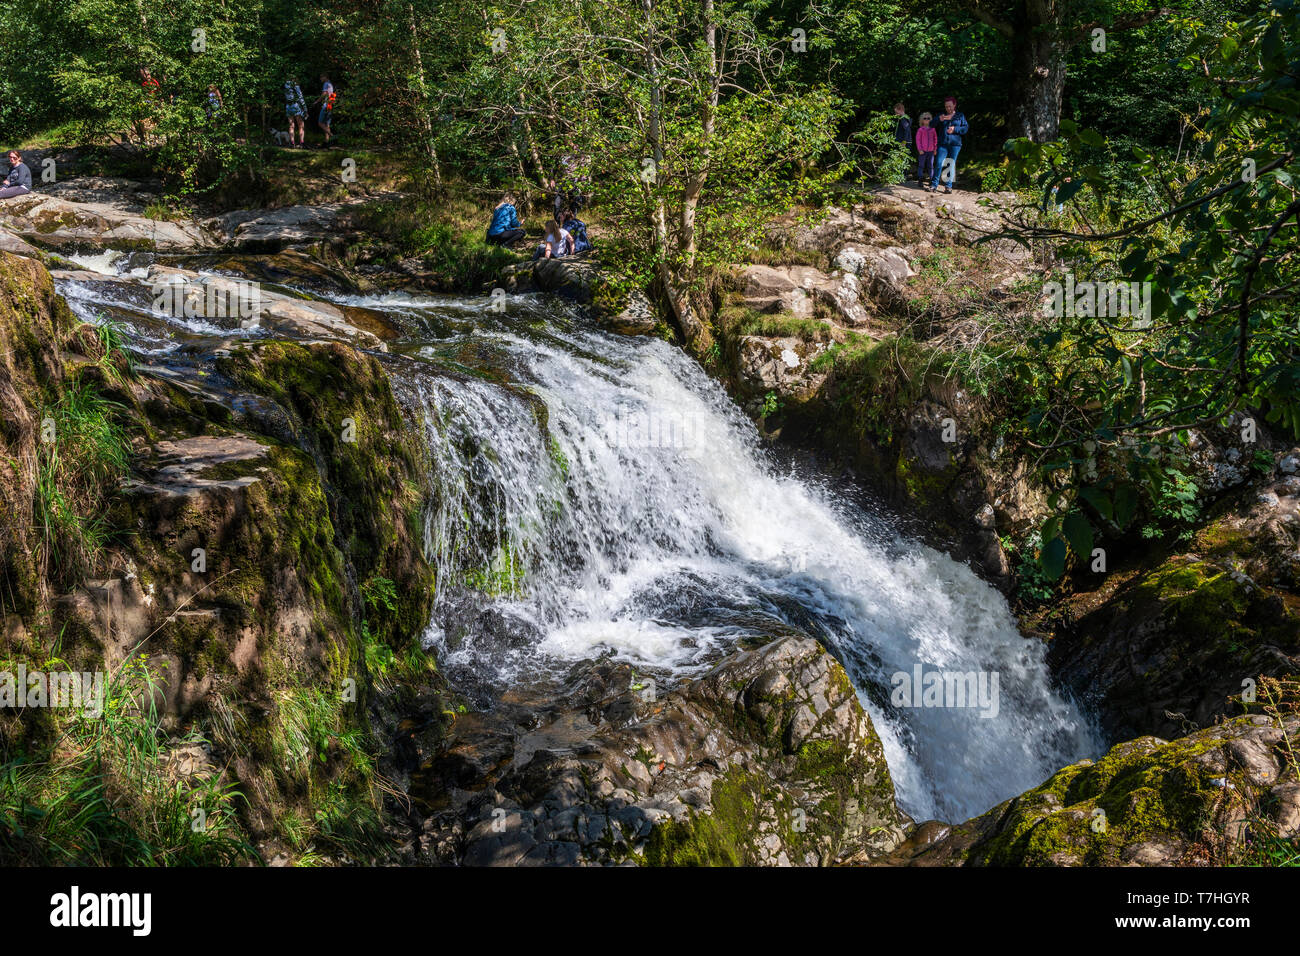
[930,96,969,194]
[486,194,526,246]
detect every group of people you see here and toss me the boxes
[893,96,969,193]
[134,67,336,147]
[486,192,593,260]
[281,75,336,147]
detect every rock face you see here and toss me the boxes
[204,202,358,251]
[0,176,368,254]
[734,334,831,401]
[886,712,1300,866]
[0,251,440,860]
[0,192,214,251]
[406,636,908,866]
[1047,483,1300,743]
[48,263,393,350]
[736,263,873,328]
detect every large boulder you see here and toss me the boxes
[1049,517,1300,743]
[409,635,908,866]
[0,192,213,251]
[736,263,871,328]
[735,334,832,401]
[205,202,357,251]
[497,256,597,302]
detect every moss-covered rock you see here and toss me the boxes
[1049,553,1300,742]
[0,253,444,863]
[885,711,1300,866]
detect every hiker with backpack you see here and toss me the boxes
[560,209,592,253]
[315,75,336,146]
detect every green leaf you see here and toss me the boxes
[1114,484,1139,528]
[1042,515,1063,542]
[1040,537,1068,582]
[1077,486,1113,521]
[1063,512,1094,561]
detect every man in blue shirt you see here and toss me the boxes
[930,96,969,194]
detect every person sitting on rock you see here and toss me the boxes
[0,151,33,200]
[560,209,591,253]
[486,194,525,246]
[533,217,573,260]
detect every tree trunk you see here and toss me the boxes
[1008,2,1066,142]
[679,0,717,278]
[407,3,442,185]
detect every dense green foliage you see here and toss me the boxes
[987,0,1300,579]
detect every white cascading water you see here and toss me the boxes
[369,293,1104,823]
[54,261,1102,824]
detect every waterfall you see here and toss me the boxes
[369,293,1103,823]
[53,260,1102,824]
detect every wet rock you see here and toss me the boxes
[205,202,359,251]
[498,256,596,302]
[141,264,389,349]
[1049,549,1300,741]
[416,636,907,866]
[0,228,42,259]
[600,288,658,335]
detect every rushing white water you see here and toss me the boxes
[54,259,1102,823]
[375,293,1103,823]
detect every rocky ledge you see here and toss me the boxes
[398,635,907,865]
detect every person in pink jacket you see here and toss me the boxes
[914,113,938,190]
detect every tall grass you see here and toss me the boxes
[0,656,253,865]
[34,382,131,585]
[351,192,521,291]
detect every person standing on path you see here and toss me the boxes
[284,78,308,147]
[915,113,938,190]
[930,96,968,194]
[315,75,336,146]
[893,103,913,183]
